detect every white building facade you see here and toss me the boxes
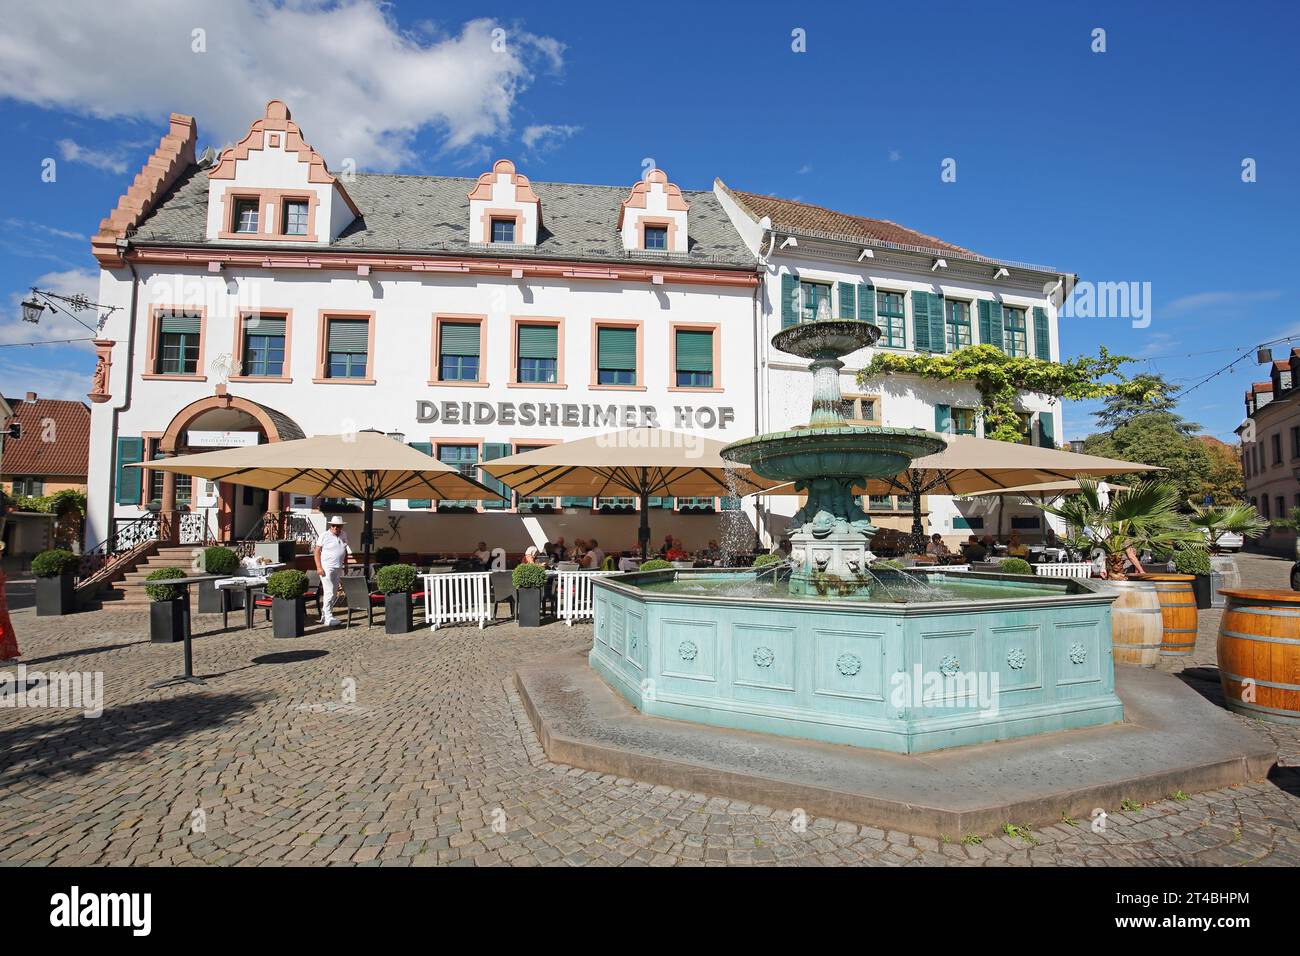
[84,103,761,558]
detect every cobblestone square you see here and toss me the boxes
[2,553,1298,867]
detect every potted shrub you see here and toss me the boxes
[145,566,189,643]
[31,548,80,616]
[374,546,401,568]
[751,554,783,570]
[196,545,240,613]
[512,563,548,627]
[1174,547,1214,609]
[638,558,673,572]
[375,563,419,635]
[264,568,309,638]
[1000,557,1034,575]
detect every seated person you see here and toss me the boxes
[473,541,491,568]
[583,539,605,570]
[1006,531,1028,557]
[658,534,676,558]
[961,535,987,561]
[926,533,951,560]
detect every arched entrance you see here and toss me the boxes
[156,387,304,543]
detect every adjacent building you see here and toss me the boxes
[83,100,1074,558]
[1239,353,1300,554]
[1,391,90,559]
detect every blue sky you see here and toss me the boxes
[1,0,1296,442]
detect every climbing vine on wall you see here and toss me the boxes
[856,345,1159,443]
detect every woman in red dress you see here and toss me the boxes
[0,542,20,661]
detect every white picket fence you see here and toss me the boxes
[556,570,617,626]
[421,571,491,630]
[1032,562,1094,579]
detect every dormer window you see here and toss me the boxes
[232,198,260,233]
[619,168,690,252]
[283,200,309,236]
[644,225,668,250]
[491,218,516,243]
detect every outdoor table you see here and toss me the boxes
[215,576,274,631]
[128,574,220,688]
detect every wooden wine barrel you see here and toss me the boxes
[1101,578,1163,668]
[1135,573,1198,656]
[1217,589,1300,724]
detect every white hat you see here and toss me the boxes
[327,515,346,526]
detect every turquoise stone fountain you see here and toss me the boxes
[588,310,1124,754]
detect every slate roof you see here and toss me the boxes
[1,395,91,479]
[130,167,758,270]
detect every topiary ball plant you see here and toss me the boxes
[638,558,673,572]
[1173,548,1211,577]
[374,546,401,566]
[202,545,239,576]
[1000,557,1034,575]
[31,548,80,578]
[512,563,548,589]
[752,553,784,569]
[264,568,309,600]
[145,566,187,601]
[375,563,418,595]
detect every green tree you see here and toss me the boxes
[1081,418,1212,505]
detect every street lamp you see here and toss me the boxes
[20,297,45,323]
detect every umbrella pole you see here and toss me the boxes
[639,491,650,562]
[362,497,374,579]
[908,472,926,554]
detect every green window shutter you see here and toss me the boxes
[159,312,201,335]
[480,442,512,510]
[838,282,856,319]
[911,291,934,352]
[660,496,675,509]
[1038,412,1056,448]
[406,442,434,509]
[780,273,799,328]
[675,330,713,372]
[115,436,144,505]
[1033,307,1050,360]
[934,403,952,434]
[597,326,637,371]
[517,324,558,359]
[928,293,947,353]
[245,316,285,337]
[857,282,875,323]
[440,322,480,357]
[977,300,1004,351]
[327,319,368,352]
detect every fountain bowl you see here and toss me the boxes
[722,424,946,483]
[772,318,880,359]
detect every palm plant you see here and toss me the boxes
[1187,500,1269,553]
[1036,478,1204,580]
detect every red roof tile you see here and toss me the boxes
[1,394,90,478]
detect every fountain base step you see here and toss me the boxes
[516,654,1275,839]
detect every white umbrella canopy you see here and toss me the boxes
[480,428,781,556]
[131,430,503,571]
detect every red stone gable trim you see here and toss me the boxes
[618,169,689,228]
[91,113,197,266]
[467,159,540,204]
[207,100,360,217]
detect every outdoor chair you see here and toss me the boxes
[340,573,383,628]
[490,571,517,620]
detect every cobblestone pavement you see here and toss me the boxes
[1,554,1298,867]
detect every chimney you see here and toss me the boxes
[25,391,36,402]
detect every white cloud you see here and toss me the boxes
[2,219,85,242]
[888,149,902,162]
[57,138,131,174]
[1164,289,1282,317]
[0,355,94,402]
[521,123,581,152]
[0,1,566,171]
[0,268,101,349]
[796,163,813,175]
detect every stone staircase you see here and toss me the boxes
[98,546,201,610]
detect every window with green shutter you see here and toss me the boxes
[115,436,144,505]
[934,403,952,434]
[952,407,977,435]
[479,442,512,510]
[439,321,481,382]
[675,329,714,387]
[977,300,1004,351]
[596,326,637,385]
[1003,307,1028,356]
[867,495,893,511]
[838,282,856,319]
[876,291,905,347]
[946,300,971,351]
[1037,412,1056,448]
[326,318,369,378]
[800,281,832,322]
[780,273,799,328]
[156,311,201,374]
[857,281,876,324]
[437,444,479,510]
[911,291,946,353]
[241,315,286,377]
[1033,306,1050,360]
[406,442,434,508]
[516,323,558,383]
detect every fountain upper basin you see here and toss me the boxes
[721,424,946,483]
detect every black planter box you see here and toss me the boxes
[272,596,306,638]
[1191,573,1213,610]
[35,573,76,616]
[149,598,188,643]
[196,575,228,613]
[518,587,542,627]
[384,592,414,634]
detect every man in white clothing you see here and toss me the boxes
[314,516,350,626]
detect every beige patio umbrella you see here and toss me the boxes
[130,430,502,572]
[480,428,782,558]
[955,479,1129,543]
[853,434,1162,550]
